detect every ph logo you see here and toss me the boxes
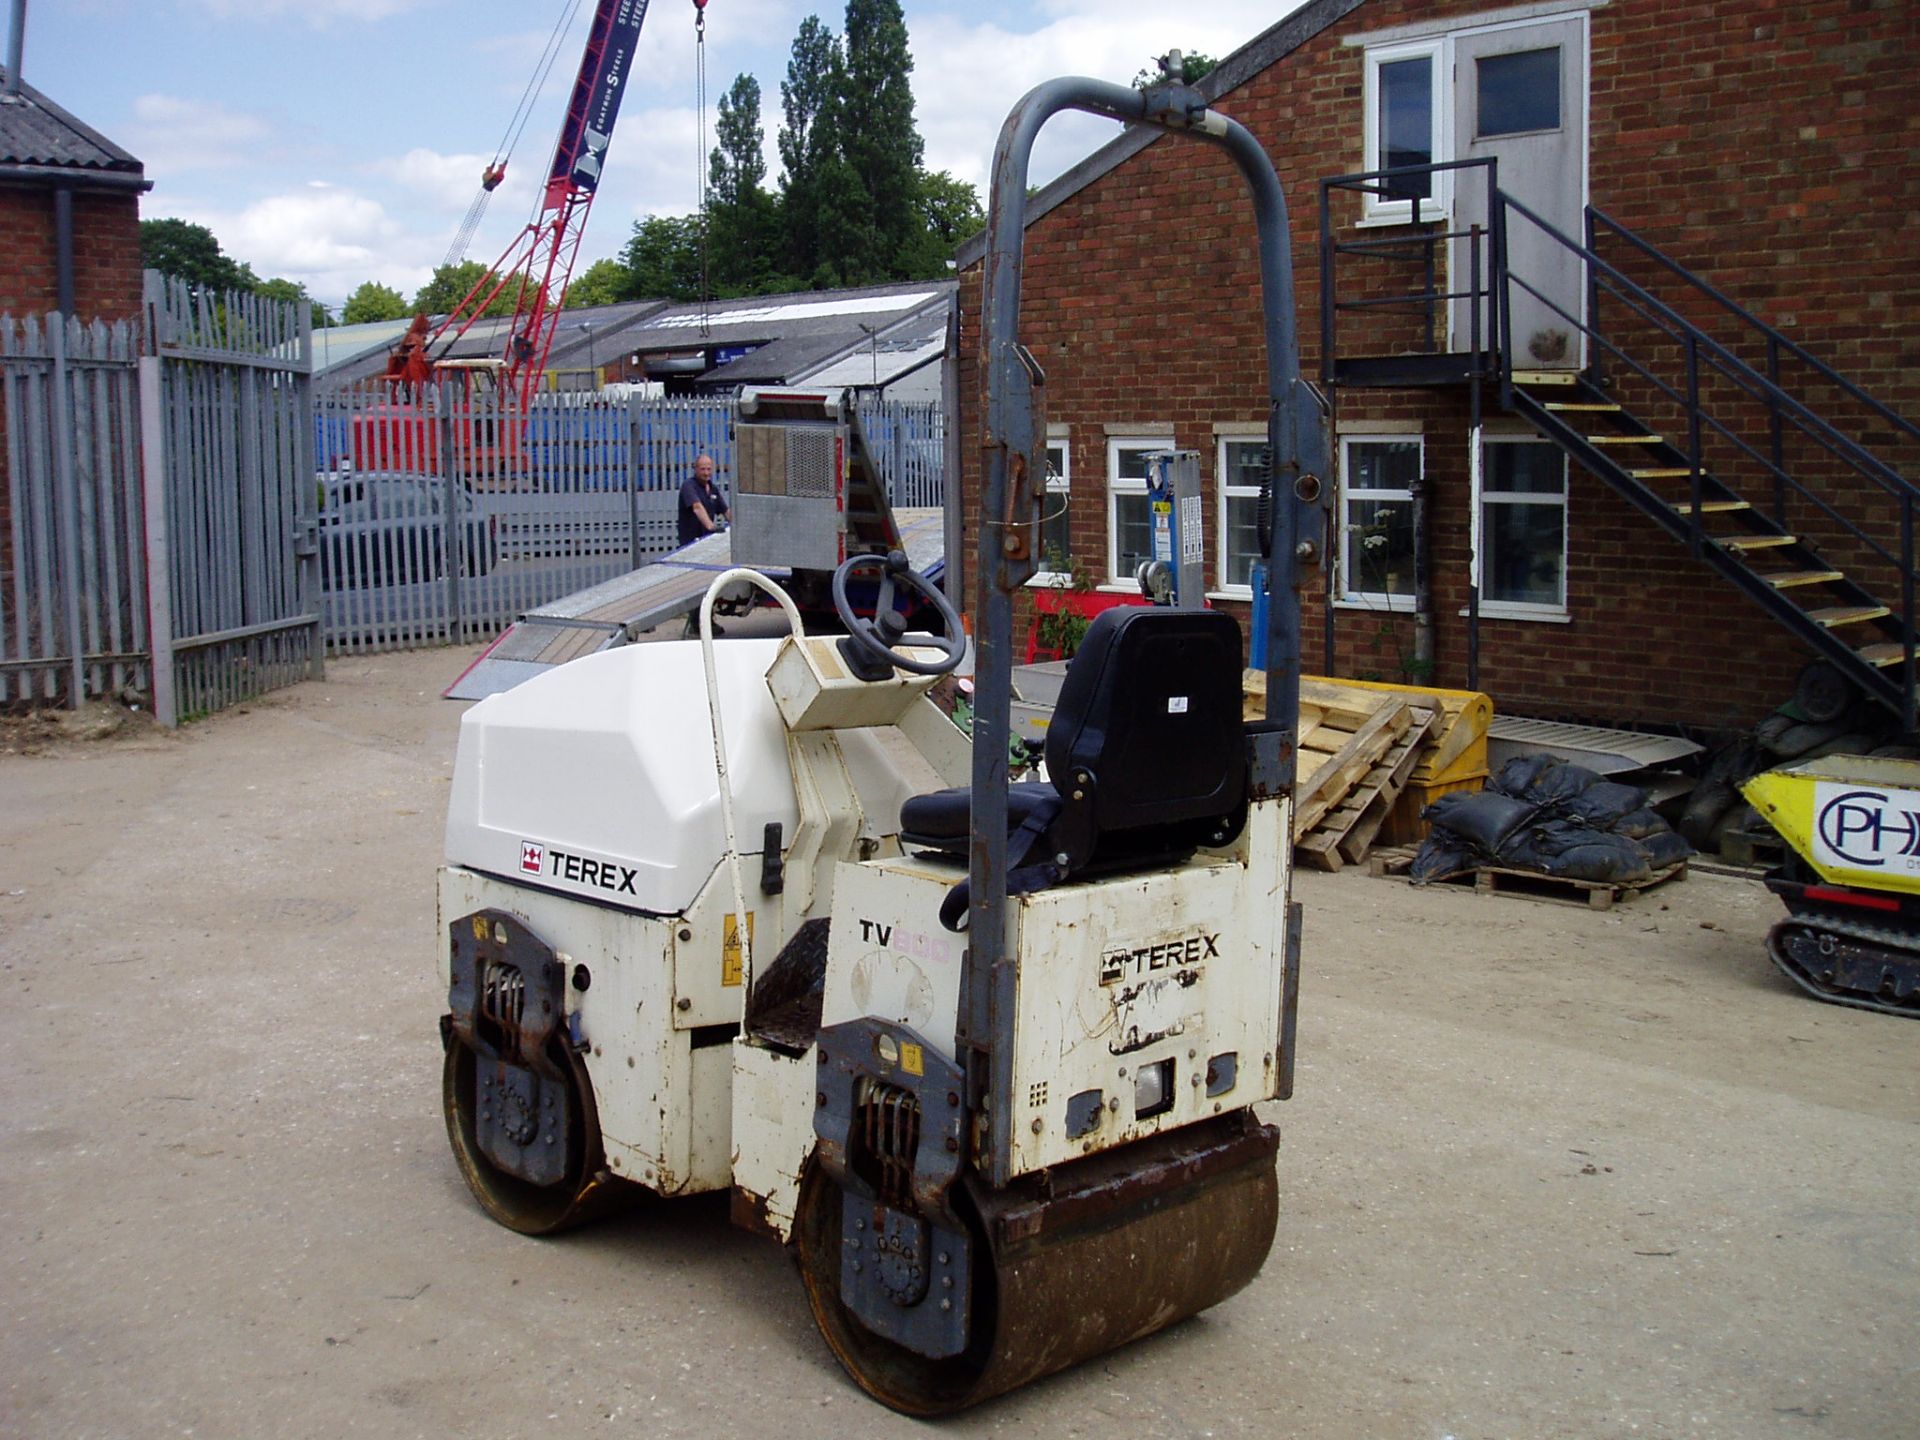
[520,841,545,875]
[1816,789,1920,867]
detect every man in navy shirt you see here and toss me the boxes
[677,453,729,547]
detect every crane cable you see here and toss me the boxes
[695,0,712,338]
[441,0,586,271]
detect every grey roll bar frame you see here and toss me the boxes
[963,76,1327,1186]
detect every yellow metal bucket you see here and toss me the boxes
[1741,755,1920,895]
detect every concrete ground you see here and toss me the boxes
[1,644,1913,1440]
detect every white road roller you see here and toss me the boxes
[436,72,1328,1414]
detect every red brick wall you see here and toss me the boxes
[0,185,144,321]
[956,0,1920,733]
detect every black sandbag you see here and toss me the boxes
[1752,712,1797,752]
[1611,806,1669,840]
[1491,756,1603,805]
[1636,829,1693,869]
[1767,718,1854,761]
[1409,835,1479,885]
[1562,779,1649,829]
[1489,754,1561,797]
[1537,834,1654,884]
[1680,737,1763,849]
[1424,791,1540,855]
[1502,817,1598,866]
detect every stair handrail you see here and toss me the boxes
[1498,190,1914,503]
[1511,257,1914,579]
[1319,157,1501,384]
[1587,206,1920,450]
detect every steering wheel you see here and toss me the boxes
[831,550,966,678]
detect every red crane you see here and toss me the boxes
[363,0,705,474]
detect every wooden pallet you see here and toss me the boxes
[1369,847,1688,910]
[1296,708,1437,871]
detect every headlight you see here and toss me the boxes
[1133,1059,1174,1119]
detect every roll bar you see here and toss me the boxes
[962,76,1326,1183]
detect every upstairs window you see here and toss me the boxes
[1363,40,1449,222]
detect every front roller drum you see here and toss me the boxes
[442,1035,628,1234]
[796,1111,1279,1415]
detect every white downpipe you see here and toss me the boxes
[698,570,804,993]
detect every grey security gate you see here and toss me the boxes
[143,275,320,720]
[1,312,150,705]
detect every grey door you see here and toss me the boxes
[1450,16,1587,369]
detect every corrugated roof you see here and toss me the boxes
[0,71,145,177]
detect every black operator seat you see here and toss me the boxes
[899,606,1249,886]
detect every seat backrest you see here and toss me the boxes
[1043,607,1246,855]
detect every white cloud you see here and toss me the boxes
[368,147,539,216]
[152,185,432,307]
[127,94,272,175]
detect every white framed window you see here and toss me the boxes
[1362,38,1451,223]
[1476,434,1568,617]
[1106,437,1163,585]
[1032,426,1072,584]
[1338,435,1421,611]
[1216,436,1267,598]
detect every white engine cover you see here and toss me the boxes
[444,638,800,915]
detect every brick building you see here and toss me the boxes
[0,71,148,320]
[954,0,1920,735]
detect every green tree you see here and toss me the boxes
[840,0,923,281]
[251,276,329,330]
[708,73,788,294]
[140,218,256,294]
[340,280,410,325]
[412,260,515,319]
[622,214,704,301]
[777,15,845,284]
[894,170,984,278]
[564,257,637,309]
[1132,51,1218,88]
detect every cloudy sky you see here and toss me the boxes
[17,0,1303,310]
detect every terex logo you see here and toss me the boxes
[1100,932,1221,987]
[523,840,639,896]
[1816,788,1920,867]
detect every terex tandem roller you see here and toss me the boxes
[435,74,1329,1412]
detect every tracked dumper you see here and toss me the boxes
[433,72,1328,1412]
[1742,755,1920,1017]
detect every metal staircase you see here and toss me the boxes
[1318,163,1920,729]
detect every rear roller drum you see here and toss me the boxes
[793,1113,1281,1415]
[442,1035,626,1234]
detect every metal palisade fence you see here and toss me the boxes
[2,278,945,720]
[143,275,321,721]
[312,383,945,654]
[1,278,318,722]
[0,311,150,706]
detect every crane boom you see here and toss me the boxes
[419,0,660,408]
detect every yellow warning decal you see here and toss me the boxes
[900,1041,925,1077]
[722,912,754,987]
[471,916,488,942]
